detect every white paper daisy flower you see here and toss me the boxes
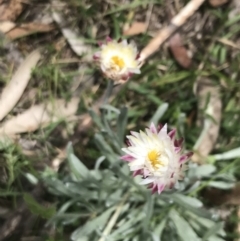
[93,37,141,82]
[121,123,192,194]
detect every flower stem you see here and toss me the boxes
[103,80,114,104]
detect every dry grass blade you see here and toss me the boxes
[217,38,240,50]
[0,98,79,135]
[0,50,41,121]
[6,23,55,40]
[192,78,222,164]
[98,193,129,241]
[229,0,240,20]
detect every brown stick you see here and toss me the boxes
[139,0,206,61]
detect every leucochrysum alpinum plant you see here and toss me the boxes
[94,38,193,195]
[43,33,229,241]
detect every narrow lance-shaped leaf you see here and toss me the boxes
[213,147,240,161]
[152,218,167,241]
[67,142,90,180]
[150,103,169,126]
[71,206,115,240]
[169,209,200,241]
[203,222,224,240]
[172,193,203,208]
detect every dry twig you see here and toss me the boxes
[139,0,206,61]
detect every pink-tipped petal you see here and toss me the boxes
[126,140,132,146]
[174,137,184,147]
[106,36,112,42]
[121,155,135,162]
[93,54,100,60]
[168,129,176,139]
[121,74,129,81]
[150,122,157,134]
[128,72,133,78]
[148,183,157,193]
[148,183,154,189]
[151,185,158,194]
[179,155,187,163]
[179,152,192,163]
[169,182,174,189]
[157,183,165,194]
[175,147,181,153]
[133,169,142,177]
[143,168,150,178]
[135,53,140,60]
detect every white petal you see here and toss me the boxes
[130,165,144,171]
[128,68,141,74]
[121,39,128,46]
[160,124,167,134]
[140,177,155,185]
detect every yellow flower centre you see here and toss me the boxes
[111,55,125,69]
[147,149,164,169]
